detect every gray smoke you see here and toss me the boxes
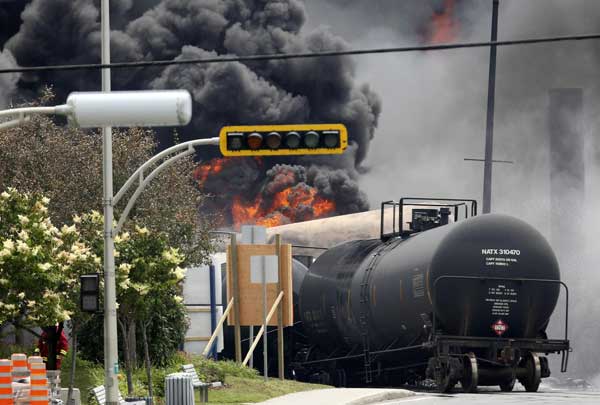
[0,48,19,108]
[304,0,600,381]
[303,0,487,45]
[1,0,382,222]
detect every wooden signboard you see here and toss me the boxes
[226,244,293,326]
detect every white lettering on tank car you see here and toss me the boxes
[485,285,519,316]
[481,248,521,256]
[481,248,521,268]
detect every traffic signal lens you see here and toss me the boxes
[285,132,301,149]
[265,132,282,149]
[304,131,319,148]
[247,132,263,150]
[227,133,244,150]
[323,131,340,148]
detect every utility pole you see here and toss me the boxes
[482,0,499,214]
[100,1,119,403]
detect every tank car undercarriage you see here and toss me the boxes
[292,333,570,393]
[423,334,570,392]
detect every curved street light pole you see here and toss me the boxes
[113,137,219,234]
[0,105,72,130]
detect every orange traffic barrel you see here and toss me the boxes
[0,359,13,405]
[9,354,27,378]
[27,356,43,369]
[29,362,48,405]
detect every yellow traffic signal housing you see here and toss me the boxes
[219,124,348,156]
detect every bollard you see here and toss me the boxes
[29,362,49,405]
[0,359,13,405]
[164,373,194,405]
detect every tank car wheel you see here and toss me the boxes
[436,372,455,393]
[334,369,347,387]
[317,370,331,385]
[433,357,458,393]
[460,353,478,393]
[518,353,541,392]
[499,378,516,392]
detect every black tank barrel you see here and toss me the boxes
[299,214,561,352]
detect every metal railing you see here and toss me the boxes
[431,275,568,341]
[380,197,478,240]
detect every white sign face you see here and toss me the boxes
[241,225,267,244]
[250,255,279,284]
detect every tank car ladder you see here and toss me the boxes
[358,241,397,384]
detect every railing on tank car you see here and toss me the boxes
[431,275,570,372]
[380,197,478,240]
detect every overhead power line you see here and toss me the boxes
[1,32,599,75]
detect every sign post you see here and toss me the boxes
[275,235,285,379]
[250,254,278,381]
[231,233,242,363]
[262,259,268,381]
[241,225,268,368]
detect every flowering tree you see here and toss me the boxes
[1,188,188,398]
[77,211,188,395]
[0,188,70,332]
[0,187,102,377]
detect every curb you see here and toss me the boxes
[345,389,415,405]
[256,388,415,405]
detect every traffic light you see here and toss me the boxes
[80,274,100,313]
[219,124,348,156]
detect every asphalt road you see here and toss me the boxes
[377,388,599,404]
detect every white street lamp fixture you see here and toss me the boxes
[66,90,192,128]
[0,90,192,130]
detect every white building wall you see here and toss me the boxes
[183,252,226,354]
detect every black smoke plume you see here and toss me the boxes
[0,0,381,225]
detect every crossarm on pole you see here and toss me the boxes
[114,147,194,234]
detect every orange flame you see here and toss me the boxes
[194,158,227,185]
[429,0,458,44]
[195,158,336,228]
[232,184,336,228]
